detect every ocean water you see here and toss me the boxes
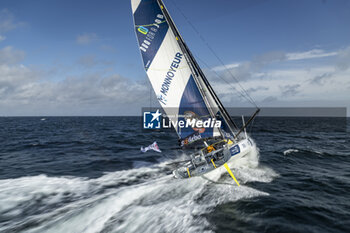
[0,117,349,233]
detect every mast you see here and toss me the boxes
[235,108,260,140]
[157,0,239,137]
[156,1,215,118]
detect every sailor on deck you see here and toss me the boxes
[207,145,215,153]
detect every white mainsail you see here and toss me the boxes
[132,0,236,145]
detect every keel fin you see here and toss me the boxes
[187,167,191,178]
[211,159,217,168]
[223,163,240,186]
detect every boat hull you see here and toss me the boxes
[173,138,253,179]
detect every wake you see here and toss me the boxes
[0,145,277,233]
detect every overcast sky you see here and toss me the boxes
[0,0,349,116]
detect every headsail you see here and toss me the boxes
[131,0,234,145]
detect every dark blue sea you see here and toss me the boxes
[0,117,349,233]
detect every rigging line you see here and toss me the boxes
[249,113,256,134]
[169,0,258,108]
[159,0,237,134]
[196,55,256,105]
[196,56,255,105]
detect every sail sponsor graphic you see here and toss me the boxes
[180,132,202,147]
[230,145,240,156]
[133,0,168,69]
[133,0,224,140]
[137,26,149,35]
[138,14,165,55]
[158,52,183,104]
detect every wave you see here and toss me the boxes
[0,145,277,233]
[282,148,338,157]
[283,149,299,155]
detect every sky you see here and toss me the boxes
[0,0,349,116]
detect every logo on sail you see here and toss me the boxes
[157,94,167,105]
[180,132,202,146]
[139,14,164,54]
[158,52,183,105]
[138,26,149,35]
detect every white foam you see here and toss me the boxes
[231,144,279,184]
[0,145,277,233]
[0,174,90,214]
[283,149,299,155]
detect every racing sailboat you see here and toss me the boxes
[131,0,260,181]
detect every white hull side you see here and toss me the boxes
[200,138,253,181]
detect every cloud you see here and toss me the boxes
[0,50,152,115]
[253,51,287,64]
[280,84,301,97]
[206,47,350,114]
[286,49,338,61]
[211,63,240,72]
[76,33,98,45]
[261,96,278,103]
[336,46,350,71]
[246,86,269,94]
[100,44,117,53]
[309,72,333,85]
[0,46,25,65]
[1,43,349,115]
[0,46,149,115]
[53,74,147,105]
[0,63,39,101]
[211,49,339,84]
[0,64,150,115]
[77,55,99,68]
[0,9,24,33]
[211,51,286,81]
[0,9,25,42]
[77,54,114,68]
